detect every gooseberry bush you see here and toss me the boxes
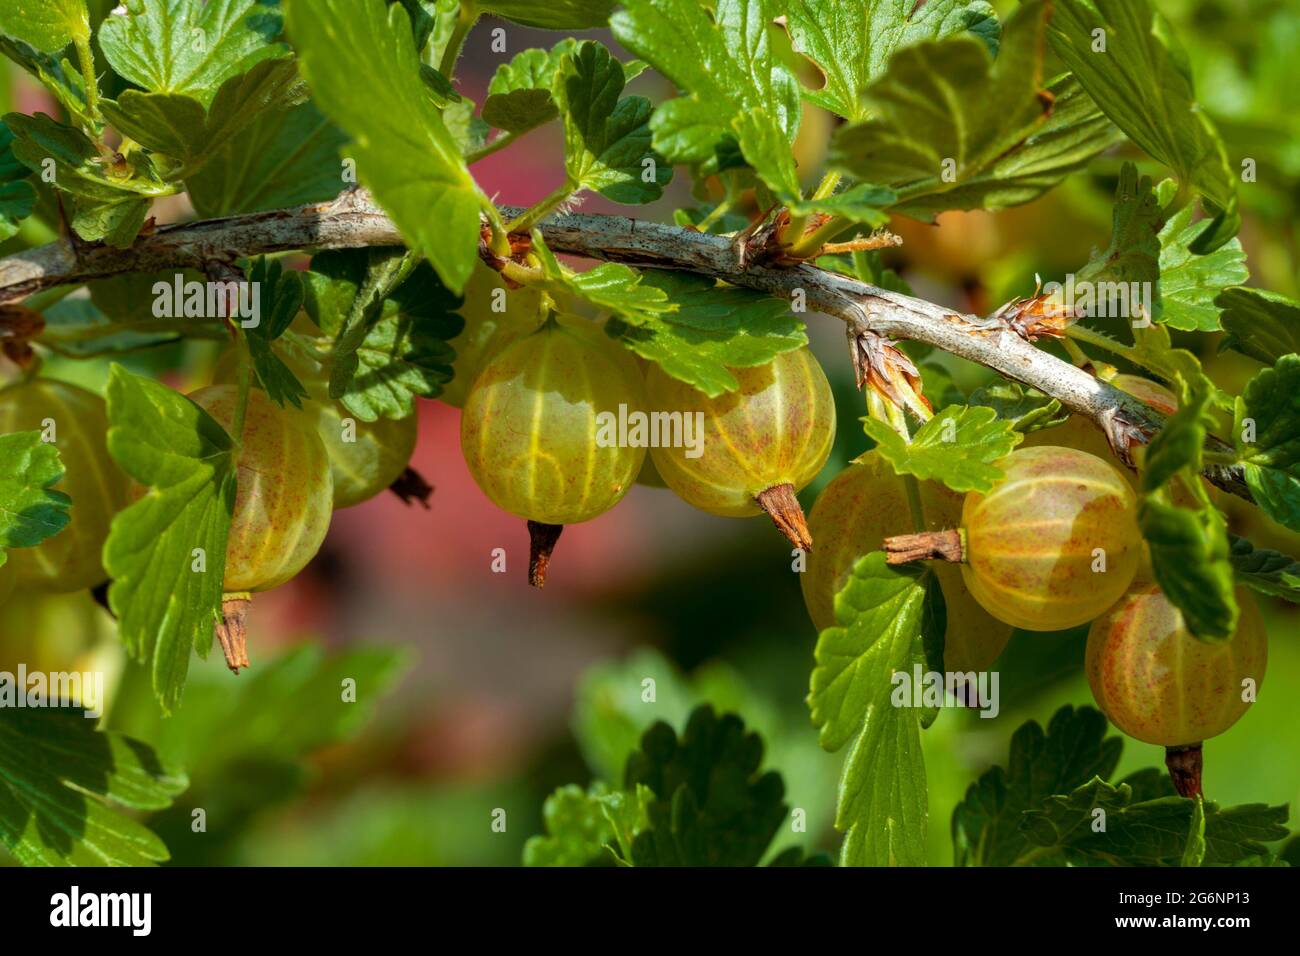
[0,0,1297,870]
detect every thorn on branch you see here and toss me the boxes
[818,230,903,256]
[972,279,1076,342]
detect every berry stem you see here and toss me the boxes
[883,528,965,565]
[1165,743,1204,799]
[387,467,434,509]
[755,483,813,552]
[215,593,253,673]
[527,521,564,588]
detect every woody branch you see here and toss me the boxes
[0,188,1250,501]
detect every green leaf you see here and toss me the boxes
[0,708,187,866]
[523,783,620,867]
[478,0,614,30]
[1228,534,1300,604]
[529,231,672,327]
[119,643,409,773]
[1236,355,1300,532]
[103,366,237,713]
[831,2,1122,218]
[1139,373,1213,494]
[302,249,464,421]
[287,0,485,293]
[186,99,348,216]
[0,37,94,129]
[1155,200,1248,331]
[788,183,896,229]
[626,706,788,867]
[571,647,723,784]
[1218,287,1300,366]
[481,40,576,135]
[0,431,71,565]
[99,0,288,108]
[952,706,1122,866]
[1022,778,1287,867]
[244,257,308,409]
[5,110,172,245]
[1075,162,1162,297]
[1140,497,1237,642]
[555,41,669,204]
[0,120,35,241]
[808,552,929,866]
[608,271,806,397]
[101,56,303,174]
[784,0,999,121]
[862,405,1021,493]
[1048,0,1239,253]
[612,0,801,179]
[0,0,89,54]
[967,382,1069,434]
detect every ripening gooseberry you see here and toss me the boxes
[460,314,647,586]
[0,378,131,592]
[960,446,1141,631]
[441,264,544,408]
[645,347,835,550]
[803,453,1012,672]
[188,385,334,670]
[1086,584,1266,749]
[214,332,421,509]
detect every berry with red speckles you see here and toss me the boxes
[803,452,1012,672]
[188,385,334,593]
[459,314,647,585]
[1086,584,1267,747]
[959,446,1141,631]
[645,346,835,550]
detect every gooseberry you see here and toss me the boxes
[803,452,1012,672]
[1086,584,1266,796]
[0,378,131,592]
[459,314,647,585]
[188,385,334,669]
[214,329,421,509]
[441,263,544,408]
[644,347,835,549]
[961,446,1140,631]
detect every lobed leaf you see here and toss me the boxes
[1235,354,1300,532]
[103,366,237,713]
[1047,0,1240,252]
[0,708,187,866]
[808,553,930,866]
[287,0,485,293]
[832,2,1122,218]
[99,0,288,108]
[784,0,999,121]
[1218,287,1300,366]
[609,271,806,397]
[862,405,1022,494]
[0,431,71,565]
